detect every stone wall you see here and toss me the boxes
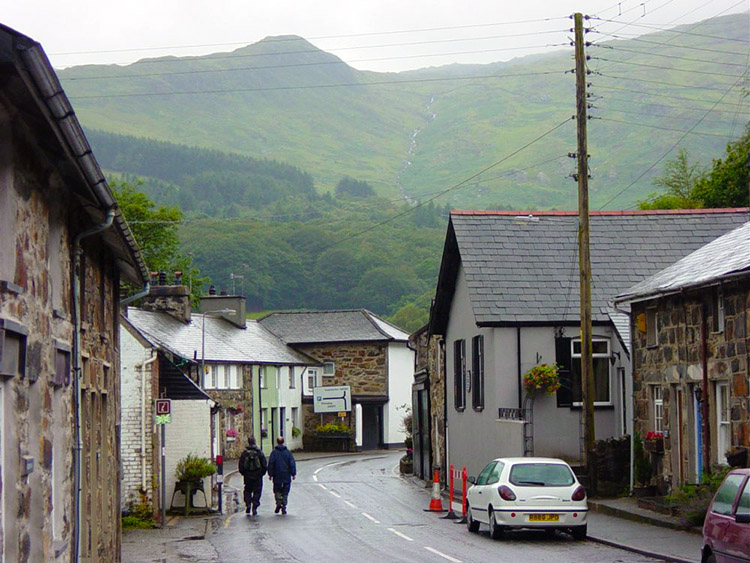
[0,109,124,561]
[632,282,749,490]
[201,364,253,459]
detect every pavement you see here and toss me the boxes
[122,451,705,563]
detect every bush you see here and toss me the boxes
[315,421,351,435]
[291,426,302,438]
[122,515,155,529]
[667,467,731,526]
[633,433,652,486]
[175,454,216,481]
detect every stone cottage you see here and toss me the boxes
[616,220,750,491]
[259,310,415,450]
[0,24,147,563]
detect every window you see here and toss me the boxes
[646,308,658,347]
[571,338,611,405]
[476,461,496,485]
[651,385,663,433]
[0,320,28,379]
[259,366,267,389]
[288,366,296,389]
[711,288,725,333]
[454,340,466,411]
[323,362,335,377]
[738,479,750,513]
[487,461,503,485]
[204,364,215,389]
[229,365,241,389]
[291,407,299,431]
[509,463,575,487]
[471,336,484,411]
[274,366,280,389]
[53,345,71,387]
[711,474,744,516]
[217,365,229,389]
[717,382,730,464]
[306,368,320,393]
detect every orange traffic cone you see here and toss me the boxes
[424,468,447,512]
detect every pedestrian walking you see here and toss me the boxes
[238,436,267,516]
[267,435,296,515]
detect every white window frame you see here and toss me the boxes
[306,368,320,394]
[204,363,216,389]
[322,362,335,377]
[217,364,228,389]
[651,385,664,433]
[713,289,725,333]
[274,366,281,389]
[717,381,731,464]
[259,366,267,389]
[572,338,612,406]
[288,366,296,389]
[291,407,299,431]
[229,365,241,389]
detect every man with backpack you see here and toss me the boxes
[238,436,267,515]
[267,435,296,515]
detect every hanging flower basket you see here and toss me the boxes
[522,364,561,397]
[225,428,238,442]
[644,432,664,454]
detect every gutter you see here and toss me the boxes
[121,283,151,306]
[72,207,115,563]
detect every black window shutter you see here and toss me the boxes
[556,336,572,407]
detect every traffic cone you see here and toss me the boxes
[424,468,447,512]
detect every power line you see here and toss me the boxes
[599,95,750,115]
[596,73,741,92]
[593,57,747,78]
[50,16,570,57]
[590,16,750,42]
[594,32,748,57]
[594,83,750,107]
[597,75,745,209]
[595,107,747,128]
[596,116,741,138]
[68,69,568,100]
[594,44,750,67]
[61,43,570,82]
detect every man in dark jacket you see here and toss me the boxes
[238,436,267,515]
[267,436,296,515]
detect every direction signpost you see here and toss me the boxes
[313,386,352,413]
[155,399,171,527]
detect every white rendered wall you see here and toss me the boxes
[278,366,303,450]
[384,342,416,447]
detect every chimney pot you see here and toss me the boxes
[209,285,216,296]
[174,271,183,284]
[158,271,167,285]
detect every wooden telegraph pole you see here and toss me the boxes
[574,12,596,491]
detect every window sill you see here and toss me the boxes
[473,407,485,412]
[455,407,466,412]
[569,404,614,411]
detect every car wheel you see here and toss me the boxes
[544,528,556,538]
[489,509,504,540]
[571,524,587,541]
[704,552,716,563]
[466,505,479,533]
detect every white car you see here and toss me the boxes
[465,457,588,540]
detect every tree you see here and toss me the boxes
[692,123,750,208]
[112,180,206,298]
[335,176,376,199]
[638,148,704,209]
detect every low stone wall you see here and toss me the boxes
[591,436,631,496]
[302,433,356,452]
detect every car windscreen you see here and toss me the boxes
[509,463,575,487]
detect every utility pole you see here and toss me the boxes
[574,12,596,491]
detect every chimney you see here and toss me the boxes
[141,283,192,323]
[199,293,246,328]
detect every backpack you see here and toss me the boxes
[241,448,261,474]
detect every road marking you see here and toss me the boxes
[361,512,380,524]
[328,490,341,498]
[344,501,357,509]
[314,467,324,475]
[223,513,237,529]
[424,547,462,563]
[318,484,328,490]
[313,474,318,482]
[387,528,414,541]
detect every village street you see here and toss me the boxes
[177,452,662,563]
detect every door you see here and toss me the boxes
[279,407,286,438]
[361,405,382,450]
[694,386,703,482]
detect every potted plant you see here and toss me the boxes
[522,363,561,397]
[174,453,217,510]
[291,426,302,439]
[225,428,238,442]
[400,435,414,474]
[726,446,748,467]
[644,431,664,454]
[633,433,655,497]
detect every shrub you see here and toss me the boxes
[633,433,653,486]
[175,454,216,481]
[291,426,302,438]
[122,515,155,529]
[315,421,351,434]
[667,466,731,526]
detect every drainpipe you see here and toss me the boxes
[701,302,711,477]
[517,328,522,409]
[440,338,447,478]
[72,207,115,563]
[138,352,158,492]
[121,283,151,306]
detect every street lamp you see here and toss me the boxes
[200,308,236,388]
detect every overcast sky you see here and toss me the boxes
[5,1,748,72]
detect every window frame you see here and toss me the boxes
[322,362,335,377]
[571,337,612,406]
[454,339,466,411]
[651,385,664,433]
[288,366,296,389]
[203,363,216,389]
[259,366,267,389]
[0,319,28,380]
[471,335,484,411]
[306,367,320,394]
[646,307,658,347]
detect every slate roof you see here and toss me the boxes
[159,356,211,401]
[616,220,750,303]
[126,308,314,365]
[432,209,750,330]
[258,310,410,344]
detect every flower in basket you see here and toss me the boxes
[645,432,663,441]
[522,363,561,397]
[225,428,238,438]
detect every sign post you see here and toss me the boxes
[155,399,171,528]
[313,386,352,414]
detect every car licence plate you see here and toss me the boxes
[528,514,559,522]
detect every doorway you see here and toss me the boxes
[361,404,382,450]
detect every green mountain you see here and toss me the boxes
[61,14,748,210]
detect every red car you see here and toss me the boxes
[702,468,750,562]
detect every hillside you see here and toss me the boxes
[61,14,748,210]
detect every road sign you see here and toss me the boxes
[313,386,351,413]
[155,399,171,425]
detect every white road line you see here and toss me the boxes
[318,484,328,490]
[387,528,414,542]
[314,467,324,475]
[344,501,357,509]
[312,474,318,482]
[361,512,380,524]
[328,490,341,498]
[424,547,462,563]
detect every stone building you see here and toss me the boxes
[0,24,147,563]
[616,220,750,491]
[259,310,415,450]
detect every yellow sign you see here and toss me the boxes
[338,412,347,418]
